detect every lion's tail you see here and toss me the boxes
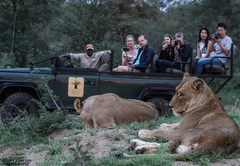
[74,99,82,114]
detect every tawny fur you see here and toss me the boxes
[128,73,240,160]
[74,93,159,129]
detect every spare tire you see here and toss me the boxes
[147,98,173,117]
[1,92,39,123]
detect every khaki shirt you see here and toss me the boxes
[70,50,111,69]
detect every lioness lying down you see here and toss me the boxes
[122,73,240,160]
[74,93,159,129]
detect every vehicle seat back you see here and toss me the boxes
[145,54,158,73]
[99,52,111,71]
[166,48,194,74]
[203,44,235,75]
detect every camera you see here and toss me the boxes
[174,40,180,45]
[122,47,130,52]
[214,33,220,39]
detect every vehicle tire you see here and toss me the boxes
[147,98,173,117]
[4,64,15,68]
[1,92,39,123]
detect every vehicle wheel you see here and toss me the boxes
[147,98,173,117]
[4,64,15,68]
[1,93,39,123]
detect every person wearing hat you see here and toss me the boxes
[59,44,111,69]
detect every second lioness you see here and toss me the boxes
[74,93,159,129]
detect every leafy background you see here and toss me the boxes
[0,1,240,165]
[0,0,239,103]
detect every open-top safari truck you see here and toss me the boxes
[0,44,235,122]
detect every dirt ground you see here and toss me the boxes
[6,127,239,166]
[1,125,240,165]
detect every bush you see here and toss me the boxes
[0,108,64,144]
[209,72,240,104]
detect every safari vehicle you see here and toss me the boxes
[0,44,234,122]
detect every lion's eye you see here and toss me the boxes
[179,93,184,98]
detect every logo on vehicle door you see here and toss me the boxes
[68,77,84,97]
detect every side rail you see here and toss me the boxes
[197,43,234,94]
[163,47,194,74]
[131,53,156,73]
[201,43,234,76]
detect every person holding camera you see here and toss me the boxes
[193,23,232,74]
[156,32,191,73]
[59,44,111,69]
[122,35,139,65]
[113,35,139,71]
[114,35,155,72]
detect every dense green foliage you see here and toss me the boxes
[0,0,239,68]
[0,0,239,103]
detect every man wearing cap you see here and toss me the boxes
[59,44,111,69]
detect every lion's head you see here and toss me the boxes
[169,73,225,116]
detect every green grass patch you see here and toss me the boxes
[110,134,124,141]
[85,128,99,136]
[120,116,181,131]
[91,145,174,166]
[227,106,240,124]
[1,104,239,166]
[0,109,84,147]
[182,149,238,166]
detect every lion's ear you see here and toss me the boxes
[74,99,83,114]
[183,72,191,80]
[191,79,204,91]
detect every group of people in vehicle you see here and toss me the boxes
[59,22,232,75]
[193,23,232,74]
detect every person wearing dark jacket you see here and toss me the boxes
[114,35,155,72]
[128,35,155,72]
[156,34,175,65]
[156,32,191,73]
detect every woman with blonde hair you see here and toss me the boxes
[113,35,139,72]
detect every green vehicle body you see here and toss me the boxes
[0,66,181,110]
[0,51,233,120]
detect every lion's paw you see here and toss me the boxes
[130,139,146,150]
[175,145,191,154]
[130,139,137,150]
[160,123,172,130]
[134,146,147,154]
[138,130,151,138]
[134,145,158,154]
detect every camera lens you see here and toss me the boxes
[214,33,219,39]
[175,40,179,45]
